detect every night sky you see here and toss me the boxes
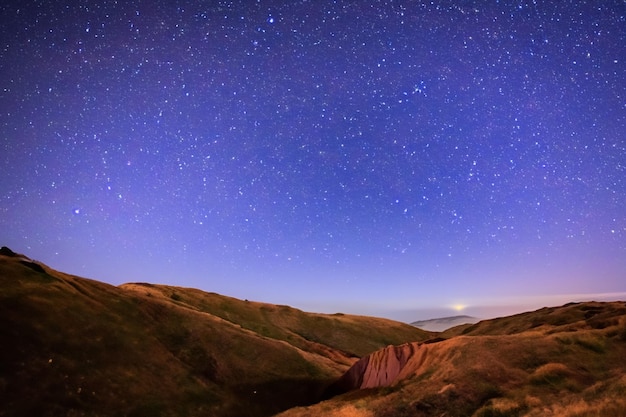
[2,1,625,321]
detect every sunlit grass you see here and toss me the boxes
[277,301,626,417]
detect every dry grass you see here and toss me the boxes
[279,302,626,417]
[121,283,432,358]
[3,250,626,417]
[0,252,429,417]
[459,302,626,337]
[0,250,430,417]
[279,402,374,417]
[522,376,626,417]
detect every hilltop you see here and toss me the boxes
[0,247,430,417]
[279,301,626,417]
[2,247,625,417]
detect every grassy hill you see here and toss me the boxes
[446,301,626,337]
[0,248,430,417]
[4,246,625,417]
[278,301,626,417]
[120,282,431,359]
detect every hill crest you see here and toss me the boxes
[0,247,430,417]
[279,300,626,417]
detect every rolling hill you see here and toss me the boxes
[278,301,626,417]
[3,246,625,417]
[0,247,430,417]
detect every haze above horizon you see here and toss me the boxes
[1,1,624,322]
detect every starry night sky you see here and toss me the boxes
[2,1,625,321]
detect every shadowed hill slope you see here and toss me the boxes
[279,301,626,417]
[121,282,431,359]
[0,248,430,417]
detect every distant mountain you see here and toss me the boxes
[411,314,480,331]
[5,246,626,417]
[280,301,626,417]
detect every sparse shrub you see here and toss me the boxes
[170,292,182,301]
[529,363,570,387]
[573,334,605,353]
[475,398,527,417]
[547,397,626,417]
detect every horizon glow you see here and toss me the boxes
[1,1,625,322]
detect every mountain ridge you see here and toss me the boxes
[3,246,626,417]
[0,246,430,417]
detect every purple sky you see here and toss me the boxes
[2,1,625,321]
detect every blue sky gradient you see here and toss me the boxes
[2,1,625,321]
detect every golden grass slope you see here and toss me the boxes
[0,248,429,417]
[450,301,626,336]
[120,282,431,359]
[278,301,626,417]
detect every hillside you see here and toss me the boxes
[0,247,430,417]
[278,301,626,417]
[120,282,430,359]
[4,246,625,417]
